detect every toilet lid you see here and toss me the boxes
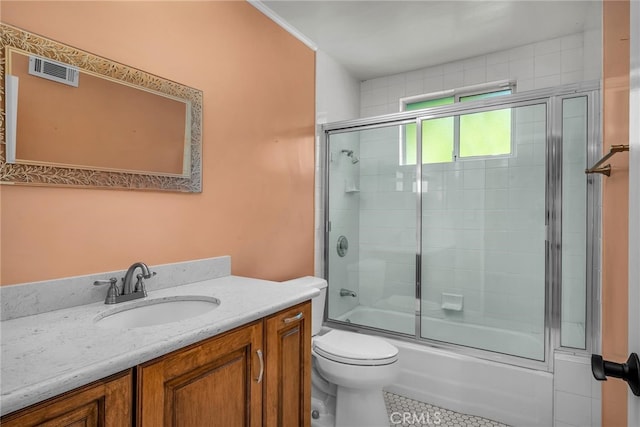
[313,330,398,366]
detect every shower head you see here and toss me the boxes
[341,149,359,164]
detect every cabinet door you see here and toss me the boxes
[264,301,312,427]
[0,370,132,427]
[137,321,263,427]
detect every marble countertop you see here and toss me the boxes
[0,275,318,416]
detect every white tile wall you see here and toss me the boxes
[554,353,602,427]
[360,31,601,117]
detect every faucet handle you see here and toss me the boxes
[134,271,155,295]
[134,273,147,296]
[93,277,118,288]
[94,277,120,304]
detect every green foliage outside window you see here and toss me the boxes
[404,90,512,164]
[405,97,454,164]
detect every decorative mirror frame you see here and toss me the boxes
[0,23,203,192]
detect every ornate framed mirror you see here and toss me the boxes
[1,23,202,192]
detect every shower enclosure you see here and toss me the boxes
[323,83,599,367]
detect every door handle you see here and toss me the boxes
[591,353,640,396]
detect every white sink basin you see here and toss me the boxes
[95,296,220,329]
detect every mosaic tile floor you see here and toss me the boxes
[384,392,510,427]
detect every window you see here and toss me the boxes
[402,86,513,165]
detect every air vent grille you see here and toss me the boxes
[29,55,79,87]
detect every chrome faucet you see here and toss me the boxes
[94,262,156,304]
[340,288,357,297]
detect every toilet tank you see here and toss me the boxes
[280,276,327,336]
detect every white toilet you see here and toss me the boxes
[285,277,399,427]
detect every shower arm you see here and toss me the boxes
[585,144,629,176]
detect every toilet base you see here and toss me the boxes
[311,396,336,427]
[311,381,336,426]
[335,386,389,427]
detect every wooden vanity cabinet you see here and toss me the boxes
[0,370,133,427]
[1,301,312,427]
[137,300,312,427]
[264,301,312,427]
[137,321,263,427]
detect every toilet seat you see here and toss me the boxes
[313,330,398,366]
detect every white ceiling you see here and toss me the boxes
[261,0,601,81]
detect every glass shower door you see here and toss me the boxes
[326,123,416,335]
[420,102,548,360]
[323,85,599,367]
[561,95,590,349]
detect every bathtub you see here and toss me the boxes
[337,305,544,359]
[334,306,553,427]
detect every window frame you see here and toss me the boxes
[399,80,517,165]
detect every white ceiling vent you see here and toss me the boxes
[28,55,79,87]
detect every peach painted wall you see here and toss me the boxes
[0,1,316,285]
[601,0,630,425]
